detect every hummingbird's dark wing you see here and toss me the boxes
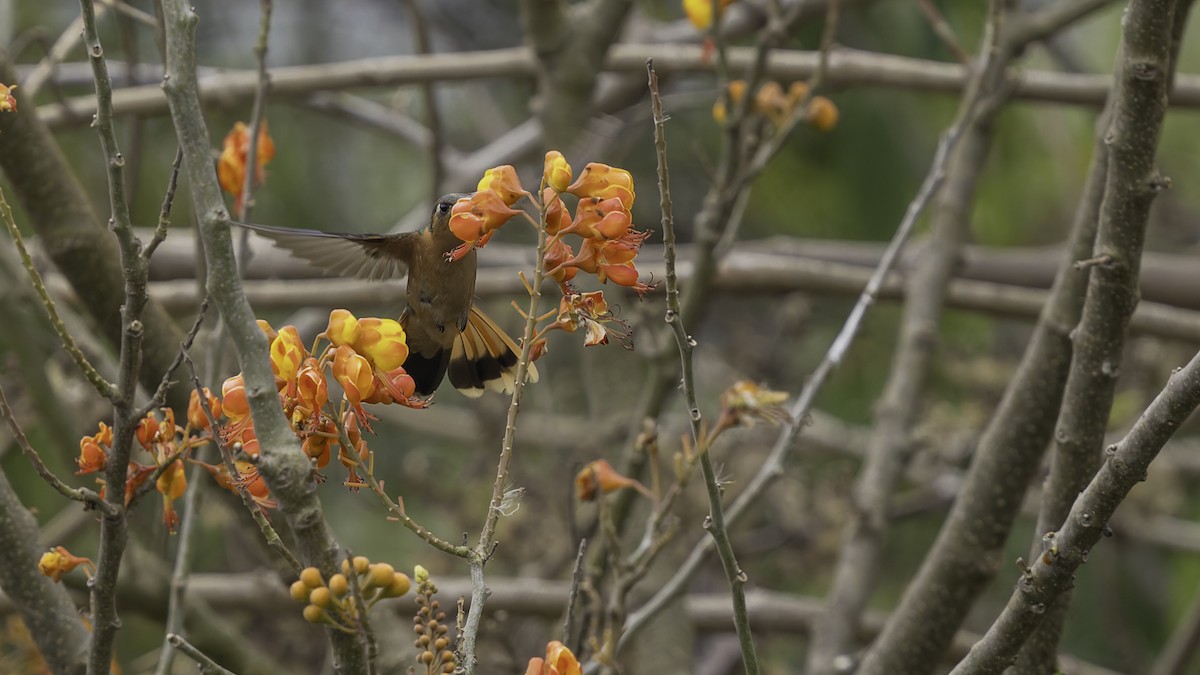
[237,221,417,281]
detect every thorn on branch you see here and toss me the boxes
[1072,254,1113,270]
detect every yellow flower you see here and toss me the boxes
[156,460,187,533]
[332,345,376,405]
[477,164,529,206]
[543,151,572,193]
[0,83,16,112]
[270,326,307,382]
[38,546,94,582]
[322,309,360,348]
[354,318,409,371]
[683,0,735,30]
[566,163,635,209]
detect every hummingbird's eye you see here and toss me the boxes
[437,201,452,215]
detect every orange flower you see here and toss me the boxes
[543,151,572,193]
[447,191,524,260]
[192,459,276,509]
[77,423,111,475]
[188,387,222,430]
[38,546,94,582]
[364,366,426,408]
[270,326,307,383]
[567,163,635,209]
[575,459,649,501]
[217,120,276,211]
[332,345,376,405]
[355,318,409,371]
[295,358,329,417]
[322,309,360,348]
[526,641,582,675]
[542,189,572,235]
[221,375,250,423]
[136,414,160,449]
[156,460,187,533]
[220,374,255,446]
[544,238,578,286]
[124,463,157,506]
[477,164,529,206]
[0,83,16,112]
[302,432,334,470]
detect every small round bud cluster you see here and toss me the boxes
[289,557,412,630]
[412,567,456,674]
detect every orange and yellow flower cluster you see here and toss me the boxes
[447,154,653,355]
[219,311,425,489]
[75,399,217,533]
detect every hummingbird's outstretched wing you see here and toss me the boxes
[237,221,417,281]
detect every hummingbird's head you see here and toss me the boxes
[430,192,471,233]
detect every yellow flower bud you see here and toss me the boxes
[807,96,839,132]
[300,567,324,588]
[329,573,349,596]
[290,580,312,602]
[543,151,572,193]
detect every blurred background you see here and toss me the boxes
[3,1,1200,673]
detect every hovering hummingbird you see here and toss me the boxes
[239,193,536,398]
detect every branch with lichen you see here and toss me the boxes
[157,0,370,670]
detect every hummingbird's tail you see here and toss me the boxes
[447,307,539,398]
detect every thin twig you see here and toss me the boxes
[563,538,588,644]
[144,147,183,260]
[238,0,273,222]
[0,381,114,514]
[344,550,379,675]
[137,297,208,419]
[916,0,972,63]
[167,633,236,675]
[0,186,117,401]
[460,207,552,675]
[648,59,761,674]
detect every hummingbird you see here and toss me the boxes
[238,193,536,398]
